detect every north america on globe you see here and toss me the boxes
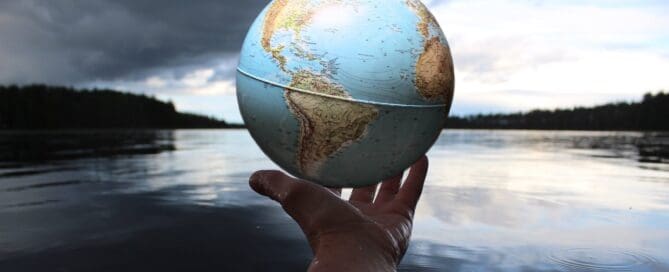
[237,0,455,187]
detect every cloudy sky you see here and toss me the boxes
[1,0,668,123]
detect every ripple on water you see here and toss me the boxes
[548,248,660,271]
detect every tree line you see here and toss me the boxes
[446,91,669,131]
[0,85,240,129]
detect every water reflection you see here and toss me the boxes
[0,130,668,271]
[410,130,669,271]
[0,130,175,163]
[436,130,669,165]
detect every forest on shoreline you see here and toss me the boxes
[0,85,242,129]
[446,91,669,131]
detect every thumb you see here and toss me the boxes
[249,170,356,236]
[249,170,297,203]
[249,171,330,225]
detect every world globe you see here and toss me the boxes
[237,0,454,187]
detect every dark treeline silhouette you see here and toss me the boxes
[446,91,669,131]
[0,85,242,129]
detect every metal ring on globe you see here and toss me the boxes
[237,67,448,109]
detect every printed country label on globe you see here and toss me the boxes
[237,0,454,187]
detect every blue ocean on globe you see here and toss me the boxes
[237,0,455,187]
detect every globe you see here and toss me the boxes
[237,0,454,187]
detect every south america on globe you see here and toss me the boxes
[237,0,455,187]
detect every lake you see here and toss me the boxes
[1,129,668,271]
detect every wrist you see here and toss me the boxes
[308,229,398,272]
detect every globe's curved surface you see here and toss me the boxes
[237,0,454,187]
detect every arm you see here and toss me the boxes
[249,156,429,272]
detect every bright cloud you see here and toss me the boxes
[189,80,236,96]
[181,69,216,87]
[428,0,669,114]
[145,76,167,88]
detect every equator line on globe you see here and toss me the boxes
[236,0,454,187]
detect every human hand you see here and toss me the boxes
[249,156,428,272]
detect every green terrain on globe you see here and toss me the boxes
[237,0,454,187]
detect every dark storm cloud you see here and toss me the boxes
[0,0,270,85]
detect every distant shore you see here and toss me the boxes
[0,85,239,129]
[446,91,668,131]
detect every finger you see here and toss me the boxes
[374,174,402,204]
[396,156,429,210]
[249,170,325,216]
[249,171,362,241]
[349,184,377,203]
[249,170,296,203]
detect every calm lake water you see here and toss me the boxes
[1,129,668,271]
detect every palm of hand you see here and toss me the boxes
[250,156,428,271]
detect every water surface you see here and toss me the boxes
[0,130,668,271]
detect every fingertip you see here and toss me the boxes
[375,174,402,204]
[350,184,378,203]
[415,155,428,168]
[385,173,404,183]
[249,170,283,195]
[249,171,265,195]
[410,155,429,176]
[397,155,429,209]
